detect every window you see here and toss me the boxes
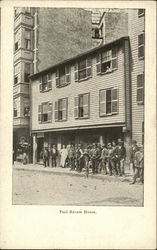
[138,33,144,59]
[55,98,68,121]
[39,73,52,92]
[25,29,31,49]
[13,99,18,117]
[24,63,30,82]
[137,74,144,104]
[138,9,145,17]
[56,65,70,87]
[74,93,89,119]
[24,7,31,14]
[14,76,18,85]
[38,102,52,123]
[15,42,18,51]
[96,47,118,75]
[99,88,118,116]
[24,106,30,117]
[74,57,92,81]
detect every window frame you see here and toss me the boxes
[15,42,18,51]
[39,73,52,92]
[138,33,145,59]
[38,102,53,124]
[54,98,68,122]
[74,93,90,119]
[74,57,92,82]
[99,88,118,117]
[138,9,145,17]
[137,74,144,104]
[55,65,71,88]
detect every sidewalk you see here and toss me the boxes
[13,161,133,182]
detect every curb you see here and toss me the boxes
[13,164,132,182]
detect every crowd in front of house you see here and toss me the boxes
[39,139,144,185]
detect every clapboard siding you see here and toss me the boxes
[31,44,127,132]
[128,9,144,144]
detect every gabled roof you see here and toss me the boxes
[30,36,129,80]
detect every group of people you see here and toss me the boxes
[40,138,144,184]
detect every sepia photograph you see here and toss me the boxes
[12,7,145,206]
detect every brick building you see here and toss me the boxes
[30,36,131,163]
[13,7,93,160]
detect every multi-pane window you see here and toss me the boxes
[96,47,118,74]
[74,93,89,119]
[15,31,20,51]
[56,65,70,87]
[14,76,18,85]
[15,42,18,51]
[24,63,30,82]
[39,73,52,92]
[137,74,144,104]
[138,9,145,17]
[138,33,144,59]
[25,29,31,49]
[99,88,118,116]
[13,99,18,117]
[74,57,92,81]
[38,102,52,123]
[55,98,68,121]
[24,7,31,14]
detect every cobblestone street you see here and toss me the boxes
[13,163,144,206]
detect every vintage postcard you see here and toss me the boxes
[0,0,156,249]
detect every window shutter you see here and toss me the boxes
[65,65,71,84]
[99,90,106,116]
[74,96,79,119]
[86,57,92,77]
[112,48,118,69]
[39,77,42,92]
[74,63,78,82]
[83,93,89,118]
[47,73,52,90]
[54,101,58,121]
[48,103,52,122]
[111,88,118,114]
[62,98,68,121]
[96,53,101,74]
[38,105,42,123]
[56,70,60,87]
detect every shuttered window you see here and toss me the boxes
[55,98,68,121]
[138,33,144,59]
[74,93,89,119]
[24,63,30,82]
[38,102,52,123]
[75,57,92,81]
[99,88,118,116]
[137,74,144,104]
[39,73,52,92]
[55,65,71,88]
[96,47,117,74]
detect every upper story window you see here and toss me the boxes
[24,7,31,15]
[13,99,18,117]
[39,73,52,92]
[24,106,30,117]
[38,102,52,123]
[15,32,20,51]
[137,74,144,104]
[55,98,68,121]
[15,42,18,51]
[74,93,90,119]
[74,57,92,82]
[24,63,31,82]
[56,65,70,88]
[14,76,18,85]
[138,9,145,17]
[99,88,118,116]
[138,33,144,59]
[25,29,31,50]
[96,47,118,75]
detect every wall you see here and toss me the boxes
[36,8,93,72]
[127,9,144,144]
[31,44,127,132]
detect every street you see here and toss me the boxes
[12,167,144,206]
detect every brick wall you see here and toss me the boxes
[31,43,128,132]
[36,8,93,72]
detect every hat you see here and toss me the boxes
[117,138,123,143]
[107,142,111,147]
[102,143,106,147]
[132,140,137,144]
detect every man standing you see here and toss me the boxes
[114,139,126,176]
[100,144,108,174]
[130,140,138,173]
[130,145,144,184]
[42,146,49,168]
[51,144,58,167]
[90,143,101,174]
[69,144,75,171]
